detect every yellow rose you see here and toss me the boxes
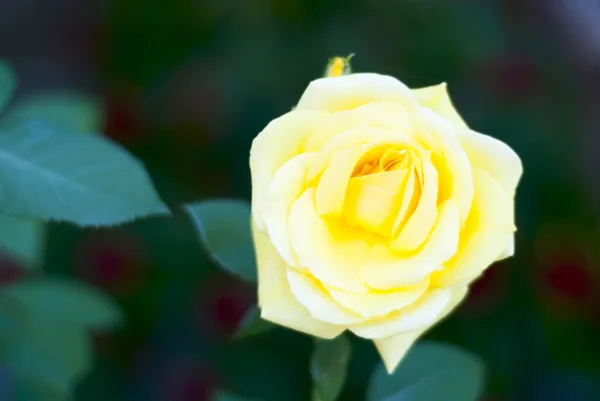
[249,72,522,373]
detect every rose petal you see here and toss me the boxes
[289,188,370,293]
[253,223,344,338]
[374,285,468,372]
[297,73,416,113]
[432,169,515,287]
[412,83,469,130]
[344,168,409,234]
[263,153,315,267]
[250,110,329,230]
[350,288,452,339]
[458,130,523,197]
[326,277,430,319]
[287,269,363,325]
[316,145,365,217]
[360,201,460,290]
[391,155,438,252]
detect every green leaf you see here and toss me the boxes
[0,119,170,226]
[185,199,256,282]
[367,341,485,401]
[1,91,101,132]
[0,60,16,113]
[311,334,352,401]
[1,278,122,330]
[3,318,91,386]
[0,214,45,268]
[235,305,274,339]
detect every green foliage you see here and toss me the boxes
[0,214,45,268]
[235,305,274,339]
[0,60,16,113]
[212,390,261,401]
[311,334,352,401]
[185,199,256,282]
[0,119,170,226]
[367,341,485,401]
[0,279,121,400]
[1,91,102,132]
[0,278,122,329]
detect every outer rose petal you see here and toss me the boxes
[252,223,344,338]
[458,130,523,197]
[412,83,469,130]
[350,288,452,339]
[374,285,468,373]
[432,169,515,287]
[286,269,363,325]
[325,278,430,319]
[263,153,315,267]
[289,188,370,293]
[496,235,514,261]
[296,73,416,113]
[250,110,329,230]
[360,201,460,289]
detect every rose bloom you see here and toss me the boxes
[250,73,522,372]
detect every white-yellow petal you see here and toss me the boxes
[374,328,426,374]
[458,130,523,197]
[250,110,329,230]
[390,156,438,252]
[289,188,370,293]
[495,235,515,261]
[360,201,460,290]
[326,278,430,319]
[316,146,365,217]
[374,285,468,372]
[412,83,469,130]
[253,223,344,338]
[263,153,315,267]
[287,270,363,325]
[432,169,515,287]
[297,73,416,113]
[350,288,452,339]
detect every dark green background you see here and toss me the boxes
[2,0,600,400]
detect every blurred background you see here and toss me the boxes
[1,0,600,400]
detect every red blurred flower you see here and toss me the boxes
[193,273,255,340]
[74,230,148,296]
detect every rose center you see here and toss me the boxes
[343,147,422,237]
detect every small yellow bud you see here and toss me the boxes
[324,53,355,77]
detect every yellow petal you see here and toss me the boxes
[391,169,417,234]
[250,110,329,230]
[495,235,514,261]
[307,124,417,184]
[304,102,416,153]
[417,107,474,225]
[297,73,416,113]
[326,278,430,319]
[252,223,344,338]
[374,285,468,373]
[344,168,409,234]
[263,153,314,267]
[350,288,452,339]
[390,156,438,252]
[374,328,426,374]
[289,188,370,293]
[316,146,365,217]
[360,201,460,290]
[286,270,363,325]
[432,170,515,287]
[458,131,523,197]
[412,83,469,130]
